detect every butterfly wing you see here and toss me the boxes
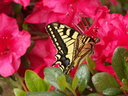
[62,34,97,74]
[46,22,80,71]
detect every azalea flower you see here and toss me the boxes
[25,0,121,79]
[0,1,12,15]
[3,0,30,8]
[25,0,101,25]
[0,13,31,77]
[18,38,56,78]
[25,3,62,24]
[86,6,128,77]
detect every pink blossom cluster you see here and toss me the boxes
[0,13,30,77]
[1,0,126,80]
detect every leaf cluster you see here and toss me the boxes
[14,47,128,96]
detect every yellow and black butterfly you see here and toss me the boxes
[46,22,99,74]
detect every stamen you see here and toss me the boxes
[66,13,69,17]
[2,37,8,39]
[82,17,90,28]
[70,4,73,7]
[71,10,74,12]
[106,21,108,24]
[126,26,128,29]
[73,23,84,33]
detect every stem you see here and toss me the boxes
[31,35,48,40]
[65,88,77,96]
[124,90,128,96]
[72,91,77,96]
[64,89,77,96]
[16,73,28,93]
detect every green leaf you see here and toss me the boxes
[65,74,72,84]
[26,41,35,54]
[112,47,128,80]
[0,86,3,95]
[87,93,100,96]
[123,57,128,79]
[120,86,128,90]
[21,56,30,68]
[116,95,125,96]
[64,82,75,95]
[14,88,27,96]
[44,67,64,89]
[122,78,128,85]
[86,57,98,75]
[12,3,22,13]
[25,70,47,92]
[23,23,29,31]
[9,75,16,81]
[57,75,67,91]
[27,91,67,96]
[102,88,122,96]
[75,64,90,93]
[72,76,78,91]
[57,75,76,95]
[92,72,120,93]
[44,78,51,91]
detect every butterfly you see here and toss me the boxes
[46,22,99,74]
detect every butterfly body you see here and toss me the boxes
[46,22,98,74]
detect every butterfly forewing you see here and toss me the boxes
[46,22,80,70]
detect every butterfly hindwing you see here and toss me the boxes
[63,35,96,73]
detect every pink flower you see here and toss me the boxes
[18,38,56,78]
[43,0,100,18]
[87,6,128,77]
[4,0,30,8]
[0,1,12,15]
[25,0,101,25]
[0,13,31,77]
[25,2,62,24]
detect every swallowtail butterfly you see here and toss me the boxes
[46,22,99,74]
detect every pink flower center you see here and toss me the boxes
[0,37,10,55]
